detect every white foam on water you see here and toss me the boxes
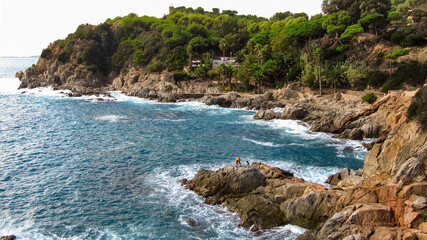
[243,137,283,147]
[241,156,340,185]
[273,107,285,113]
[94,115,127,122]
[107,91,155,104]
[0,78,71,97]
[241,115,369,162]
[0,210,127,240]
[146,163,307,239]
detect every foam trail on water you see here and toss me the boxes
[243,137,282,147]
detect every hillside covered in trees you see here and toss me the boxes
[37,0,427,94]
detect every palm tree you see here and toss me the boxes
[219,39,228,58]
[325,61,345,93]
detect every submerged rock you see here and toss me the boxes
[185,218,198,227]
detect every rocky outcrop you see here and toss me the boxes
[184,162,427,238]
[183,163,343,231]
[17,57,110,94]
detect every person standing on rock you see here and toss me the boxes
[236,157,241,167]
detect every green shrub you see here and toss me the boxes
[146,60,166,72]
[340,24,364,41]
[132,50,147,66]
[57,51,71,63]
[40,48,51,58]
[385,48,410,60]
[390,26,425,47]
[382,61,427,92]
[362,93,377,104]
[173,72,189,82]
[407,86,427,130]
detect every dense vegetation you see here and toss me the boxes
[42,0,427,93]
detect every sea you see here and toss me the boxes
[0,57,369,239]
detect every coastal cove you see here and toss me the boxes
[0,58,369,239]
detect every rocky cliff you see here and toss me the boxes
[184,88,427,239]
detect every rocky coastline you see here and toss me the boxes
[16,58,427,239]
[182,162,426,239]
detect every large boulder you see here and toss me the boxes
[186,166,265,200]
[280,104,310,120]
[253,110,278,120]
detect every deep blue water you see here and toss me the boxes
[0,58,366,239]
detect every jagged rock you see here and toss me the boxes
[280,104,310,120]
[157,93,177,103]
[361,123,379,138]
[281,188,338,229]
[410,196,427,210]
[334,128,363,140]
[326,168,351,185]
[251,92,274,109]
[253,110,278,120]
[233,97,251,108]
[348,204,395,227]
[200,95,234,107]
[364,120,427,185]
[337,169,364,187]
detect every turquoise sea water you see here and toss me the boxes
[0,57,367,239]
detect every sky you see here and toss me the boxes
[0,0,322,57]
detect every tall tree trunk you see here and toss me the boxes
[336,32,343,45]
